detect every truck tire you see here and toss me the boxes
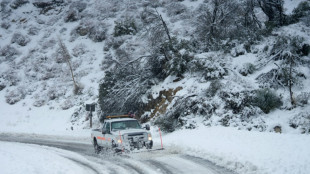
[93,139,102,154]
[146,140,153,149]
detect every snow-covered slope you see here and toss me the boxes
[0,0,309,134]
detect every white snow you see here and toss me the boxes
[161,126,310,174]
[284,0,305,14]
[0,141,101,174]
[0,0,310,174]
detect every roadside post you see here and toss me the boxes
[159,127,164,150]
[86,103,96,128]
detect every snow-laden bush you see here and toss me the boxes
[154,115,178,132]
[219,91,253,114]
[5,87,26,104]
[28,26,40,35]
[296,92,310,106]
[166,2,187,17]
[251,88,282,114]
[64,9,80,22]
[206,80,222,97]
[32,0,63,9]
[0,78,6,91]
[11,33,30,46]
[154,95,217,132]
[41,38,56,50]
[1,69,20,86]
[0,45,20,60]
[104,35,131,51]
[61,99,74,110]
[1,22,10,29]
[10,0,29,9]
[53,47,66,63]
[72,43,88,57]
[239,63,256,76]
[290,111,310,134]
[290,1,310,24]
[33,93,45,107]
[47,85,64,100]
[113,18,137,37]
[191,56,227,81]
[71,20,107,42]
[69,1,87,12]
[141,0,162,8]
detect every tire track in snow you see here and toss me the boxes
[179,155,237,174]
[145,160,175,174]
[62,156,101,174]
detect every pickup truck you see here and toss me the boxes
[91,114,153,153]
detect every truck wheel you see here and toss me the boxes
[146,140,153,149]
[94,139,102,154]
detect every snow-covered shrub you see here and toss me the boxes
[71,20,107,42]
[64,9,80,22]
[239,63,256,76]
[1,22,10,29]
[219,91,253,114]
[1,69,20,86]
[0,78,5,91]
[33,93,45,107]
[239,106,263,120]
[53,47,66,63]
[289,112,310,134]
[41,38,56,50]
[0,45,20,60]
[32,0,64,9]
[301,14,310,26]
[5,87,26,104]
[206,80,222,97]
[141,0,162,8]
[69,1,87,12]
[113,18,137,37]
[251,88,282,114]
[1,0,12,18]
[88,22,107,42]
[191,56,227,81]
[61,99,74,110]
[290,1,310,24]
[72,43,88,57]
[154,95,216,132]
[150,38,194,79]
[104,36,129,51]
[28,26,40,35]
[154,115,177,132]
[296,92,310,106]
[11,33,30,46]
[231,45,246,57]
[73,82,84,95]
[256,69,281,88]
[10,0,29,9]
[166,2,187,17]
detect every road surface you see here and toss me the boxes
[0,133,236,174]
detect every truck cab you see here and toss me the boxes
[91,115,153,153]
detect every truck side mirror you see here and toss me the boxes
[102,129,107,134]
[145,124,150,131]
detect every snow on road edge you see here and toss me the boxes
[161,126,310,174]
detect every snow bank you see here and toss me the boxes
[162,126,310,174]
[0,141,96,174]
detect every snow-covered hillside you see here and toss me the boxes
[0,0,309,134]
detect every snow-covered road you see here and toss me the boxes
[0,134,235,174]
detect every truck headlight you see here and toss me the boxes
[148,134,152,141]
[117,139,122,144]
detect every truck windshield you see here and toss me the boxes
[111,120,142,131]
